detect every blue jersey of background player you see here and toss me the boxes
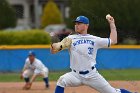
[51,15,132,93]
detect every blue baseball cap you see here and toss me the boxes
[74,16,89,24]
[28,50,36,56]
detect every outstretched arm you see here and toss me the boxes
[106,14,117,45]
[30,74,37,83]
[50,37,72,54]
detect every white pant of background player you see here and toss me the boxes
[22,67,49,78]
[57,68,121,93]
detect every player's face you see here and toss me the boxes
[29,55,35,63]
[75,22,88,34]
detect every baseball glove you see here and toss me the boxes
[52,37,72,51]
[23,82,32,90]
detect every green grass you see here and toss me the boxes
[98,69,140,80]
[0,69,140,82]
[0,71,66,82]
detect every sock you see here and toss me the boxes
[55,85,64,93]
[43,77,49,87]
[120,89,132,93]
[24,78,30,83]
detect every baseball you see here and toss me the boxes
[106,14,111,19]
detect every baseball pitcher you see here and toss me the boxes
[20,51,49,90]
[51,15,132,93]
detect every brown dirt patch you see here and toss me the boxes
[0,81,139,93]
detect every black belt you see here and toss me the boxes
[73,66,95,75]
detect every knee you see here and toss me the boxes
[42,69,49,78]
[42,72,48,78]
[22,71,29,78]
[57,76,66,88]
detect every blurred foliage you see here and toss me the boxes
[41,0,63,28]
[0,30,51,45]
[0,0,17,30]
[68,0,140,44]
[122,38,137,45]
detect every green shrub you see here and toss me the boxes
[41,0,63,28]
[0,30,51,45]
[0,0,17,30]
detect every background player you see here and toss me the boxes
[51,15,132,93]
[20,50,49,89]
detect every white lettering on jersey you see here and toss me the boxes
[67,34,110,71]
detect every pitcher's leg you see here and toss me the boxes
[120,89,132,93]
[87,78,118,93]
[98,85,120,93]
[84,71,118,93]
[85,72,131,93]
[55,72,82,93]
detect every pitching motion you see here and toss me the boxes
[51,15,132,93]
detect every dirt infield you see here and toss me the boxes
[0,81,139,93]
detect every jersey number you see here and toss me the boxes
[88,47,93,55]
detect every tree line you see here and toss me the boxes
[67,0,140,44]
[0,0,140,44]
